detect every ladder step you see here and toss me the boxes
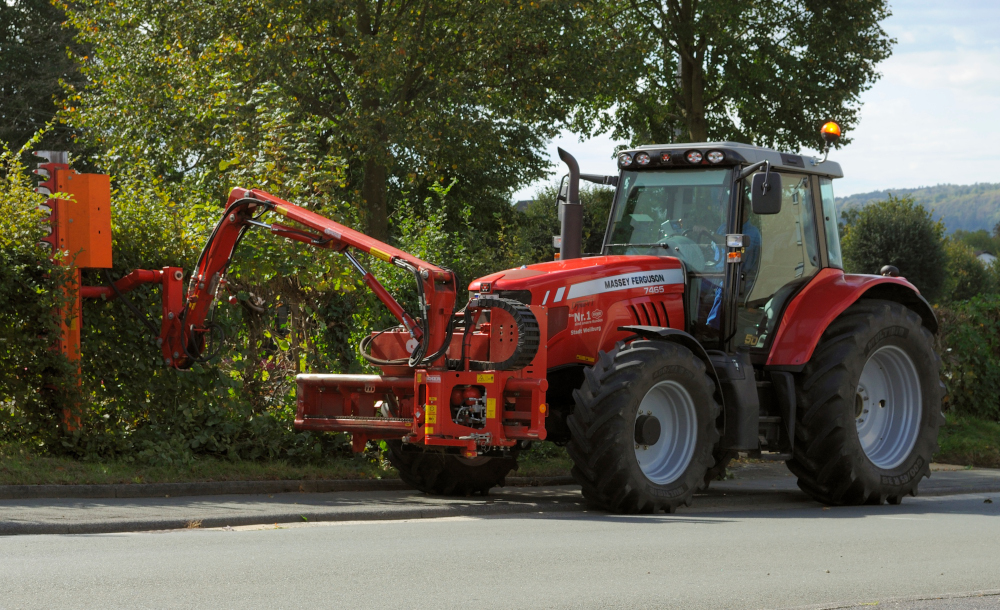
[760,452,792,461]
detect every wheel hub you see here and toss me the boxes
[634,414,662,446]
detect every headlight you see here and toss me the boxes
[635,152,650,166]
[685,150,703,164]
[706,151,725,164]
[618,153,633,167]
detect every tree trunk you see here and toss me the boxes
[362,158,388,242]
[676,0,707,142]
[679,51,707,142]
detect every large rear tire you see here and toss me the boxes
[386,441,518,496]
[786,299,943,505]
[567,340,721,513]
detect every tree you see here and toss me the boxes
[943,239,993,303]
[515,183,615,264]
[0,0,85,151]
[61,0,621,240]
[841,195,946,302]
[952,229,1000,257]
[575,0,893,150]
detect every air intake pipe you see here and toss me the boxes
[557,147,583,260]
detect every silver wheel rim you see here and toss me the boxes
[634,380,698,485]
[855,345,922,469]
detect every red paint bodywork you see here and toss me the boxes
[765,268,924,367]
[471,255,686,367]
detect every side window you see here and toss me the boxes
[819,177,843,268]
[736,173,820,349]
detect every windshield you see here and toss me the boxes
[604,168,732,273]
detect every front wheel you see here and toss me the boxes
[567,340,721,513]
[787,299,944,505]
[386,441,518,496]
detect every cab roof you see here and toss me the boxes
[621,141,843,179]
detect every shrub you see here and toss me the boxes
[514,183,615,264]
[841,195,947,302]
[937,296,1000,421]
[943,238,994,302]
[0,141,79,451]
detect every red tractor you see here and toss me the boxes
[290,125,941,511]
[49,123,943,513]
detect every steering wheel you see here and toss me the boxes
[680,228,723,267]
[655,235,706,272]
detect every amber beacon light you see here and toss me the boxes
[821,121,841,144]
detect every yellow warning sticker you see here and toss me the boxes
[477,373,495,383]
[425,426,434,435]
[369,247,392,262]
[416,373,424,383]
[425,404,437,424]
[576,354,596,363]
[273,205,289,217]
[427,396,436,403]
[486,398,496,419]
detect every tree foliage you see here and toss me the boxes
[943,239,993,303]
[937,296,1000,422]
[515,183,615,263]
[841,195,946,303]
[575,0,893,149]
[0,0,85,151]
[60,0,620,240]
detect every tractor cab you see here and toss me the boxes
[590,142,844,355]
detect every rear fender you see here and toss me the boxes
[765,268,937,368]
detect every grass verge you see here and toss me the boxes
[934,414,1000,468]
[0,444,396,486]
[0,442,574,486]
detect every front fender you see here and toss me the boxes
[765,268,937,368]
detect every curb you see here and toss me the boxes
[0,496,589,536]
[0,475,577,501]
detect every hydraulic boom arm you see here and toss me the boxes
[169,187,457,369]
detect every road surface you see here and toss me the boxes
[2,491,998,609]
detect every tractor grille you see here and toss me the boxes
[627,300,670,327]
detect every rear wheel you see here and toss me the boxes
[386,441,518,496]
[567,340,720,513]
[787,299,943,505]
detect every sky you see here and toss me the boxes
[513,1,1000,201]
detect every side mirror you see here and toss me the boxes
[751,172,782,215]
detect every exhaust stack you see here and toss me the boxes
[557,147,583,260]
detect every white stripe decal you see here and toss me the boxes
[566,268,684,301]
[542,290,550,305]
[554,287,566,303]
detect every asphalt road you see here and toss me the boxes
[3,463,999,535]
[2,492,999,609]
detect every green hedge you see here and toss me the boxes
[0,140,534,464]
[937,296,1000,422]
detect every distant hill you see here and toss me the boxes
[836,183,1000,234]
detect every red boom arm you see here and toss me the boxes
[170,187,457,369]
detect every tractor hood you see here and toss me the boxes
[469,255,684,306]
